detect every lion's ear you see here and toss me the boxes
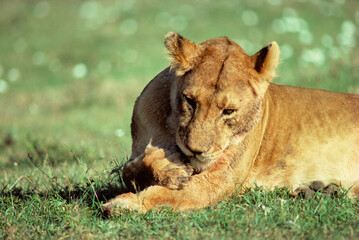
[164,32,204,76]
[251,42,280,81]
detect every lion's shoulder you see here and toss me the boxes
[130,68,176,156]
[134,67,173,120]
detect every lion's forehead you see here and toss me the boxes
[179,49,255,110]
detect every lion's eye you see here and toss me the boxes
[222,109,237,116]
[184,95,196,109]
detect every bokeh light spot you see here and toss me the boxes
[281,44,293,59]
[119,19,138,36]
[299,30,313,45]
[300,48,325,66]
[33,1,50,19]
[242,10,258,26]
[0,79,8,93]
[169,15,188,32]
[32,52,47,66]
[79,1,101,20]
[7,68,21,82]
[337,20,357,48]
[272,19,286,34]
[115,129,125,137]
[117,0,135,12]
[321,35,333,48]
[72,63,88,79]
[267,0,283,6]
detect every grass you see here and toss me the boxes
[0,0,358,239]
[2,182,358,239]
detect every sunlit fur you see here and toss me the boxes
[103,33,359,214]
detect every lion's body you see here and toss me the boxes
[103,33,359,213]
[246,84,359,190]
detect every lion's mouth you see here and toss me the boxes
[176,133,220,171]
[177,141,212,163]
[192,154,210,163]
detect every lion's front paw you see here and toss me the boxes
[102,193,144,215]
[155,160,194,190]
[292,181,339,199]
[143,150,193,190]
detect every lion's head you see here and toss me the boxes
[165,32,280,171]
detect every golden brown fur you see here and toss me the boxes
[103,32,359,213]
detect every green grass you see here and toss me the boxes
[0,0,358,239]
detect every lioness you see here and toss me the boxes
[103,32,359,213]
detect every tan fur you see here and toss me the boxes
[103,33,359,214]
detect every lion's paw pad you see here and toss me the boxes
[293,181,339,199]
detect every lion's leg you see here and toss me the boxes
[122,144,193,191]
[121,152,153,191]
[291,180,359,199]
[103,158,234,214]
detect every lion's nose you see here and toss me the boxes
[185,144,206,156]
[184,127,212,156]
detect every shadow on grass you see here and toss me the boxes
[0,180,128,204]
[0,156,129,216]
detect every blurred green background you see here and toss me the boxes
[0,0,358,182]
